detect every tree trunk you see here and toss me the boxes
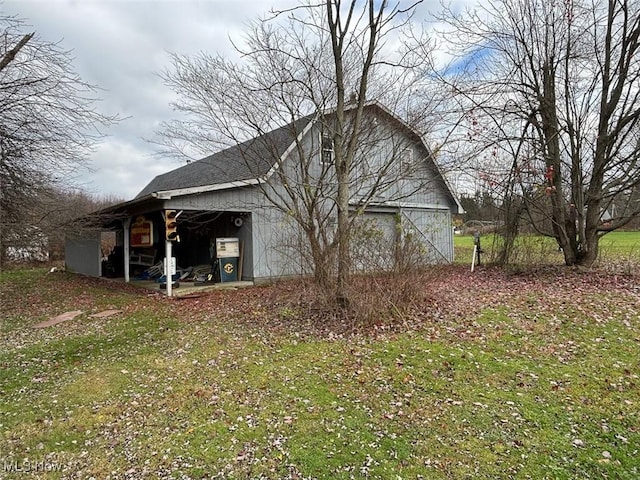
[580,231,599,266]
[335,138,351,307]
[497,194,523,265]
[580,191,603,267]
[540,61,578,266]
[306,228,333,293]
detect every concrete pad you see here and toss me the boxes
[34,310,83,329]
[172,281,254,297]
[89,309,122,318]
[127,279,254,297]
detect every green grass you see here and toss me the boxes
[454,230,640,266]
[597,231,640,256]
[1,267,639,478]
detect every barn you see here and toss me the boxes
[65,102,461,290]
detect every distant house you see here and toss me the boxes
[65,102,461,286]
[4,226,49,263]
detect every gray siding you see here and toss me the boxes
[236,214,254,280]
[165,186,305,281]
[65,233,102,276]
[401,208,453,262]
[67,106,458,282]
[251,207,306,279]
[162,114,456,280]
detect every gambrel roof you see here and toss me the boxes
[134,102,461,213]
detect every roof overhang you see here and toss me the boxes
[71,194,166,230]
[151,178,263,200]
[349,200,453,211]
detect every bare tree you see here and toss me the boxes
[156,1,446,306]
[427,0,640,266]
[0,13,116,266]
[2,185,125,263]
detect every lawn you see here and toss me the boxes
[0,265,639,479]
[454,230,640,267]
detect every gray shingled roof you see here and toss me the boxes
[136,116,314,198]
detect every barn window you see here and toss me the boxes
[321,133,334,164]
[400,147,413,171]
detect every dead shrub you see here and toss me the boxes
[262,215,447,331]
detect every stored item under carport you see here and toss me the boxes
[216,237,240,282]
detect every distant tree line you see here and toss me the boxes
[458,187,640,236]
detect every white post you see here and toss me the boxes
[471,245,477,272]
[165,239,173,297]
[123,218,131,282]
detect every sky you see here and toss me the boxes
[2,0,459,200]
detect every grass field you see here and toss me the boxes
[1,263,638,478]
[454,230,640,267]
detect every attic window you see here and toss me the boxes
[321,133,334,164]
[401,148,413,171]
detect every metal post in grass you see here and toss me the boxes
[474,231,482,267]
[471,244,477,272]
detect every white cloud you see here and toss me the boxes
[3,0,479,200]
[74,138,171,200]
[3,0,270,199]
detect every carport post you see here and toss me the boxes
[165,239,173,297]
[123,218,131,283]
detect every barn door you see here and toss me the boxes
[401,209,452,263]
[350,212,399,273]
